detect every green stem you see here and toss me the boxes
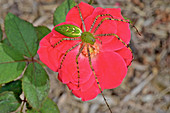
[20,97,26,113]
[88,0,93,5]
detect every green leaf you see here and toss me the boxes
[27,109,39,113]
[0,26,2,42]
[5,13,38,57]
[53,0,76,25]
[40,98,60,113]
[2,43,25,61]
[35,26,51,43]
[22,62,50,110]
[0,80,22,97]
[0,43,26,84]
[27,98,60,113]
[2,38,10,46]
[0,91,21,113]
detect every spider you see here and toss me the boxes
[53,5,140,113]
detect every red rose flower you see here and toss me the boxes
[37,2,132,101]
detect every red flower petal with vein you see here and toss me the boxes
[37,2,133,101]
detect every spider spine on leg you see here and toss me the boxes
[89,14,113,32]
[93,17,130,33]
[53,38,80,47]
[95,37,102,44]
[77,5,86,32]
[87,44,113,113]
[76,43,86,87]
[59,42,82,69]
[95,34,132,52]
[90,16,140,35]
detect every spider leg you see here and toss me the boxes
[53,38,80,47]
[93,17,130,34]
[95,37,102,44]
[87,44,112,113]
[131,24,141,36]
[95,33,132,52]
[89,14,113,32]
[92,17,141,35]
[77,5,86,32]
[95,33,133,66]
[76,43,86,87]
[59,42,82,69]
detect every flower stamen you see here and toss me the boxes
[81,43,99,58]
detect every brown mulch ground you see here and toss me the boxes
[0,0,169,113]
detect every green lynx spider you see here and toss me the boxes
[53,5,140,113]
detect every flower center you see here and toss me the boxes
[81,43,99,58]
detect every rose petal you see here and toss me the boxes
[38,46,61,72]
[38,33,61,71]
[116,21,131,44]
[39,33,52,47]
[51,22,81,57]
[67,73,95,91]
[49,34,79,55]
[104,8,131,50]
[71,82,100,101]
[58,48,93,84]
[66,2,94,28]
[88,8,131,51]
[84,7,117,44]
[38,22,81,72]
[51,21,80,50]
[94,51,127,89]
[116,47,133,66]
[106,8,123,18]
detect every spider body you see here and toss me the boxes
[55,24,96,45]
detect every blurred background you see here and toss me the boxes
[0,0,169,113]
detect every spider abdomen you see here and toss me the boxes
[55,24,82,37]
